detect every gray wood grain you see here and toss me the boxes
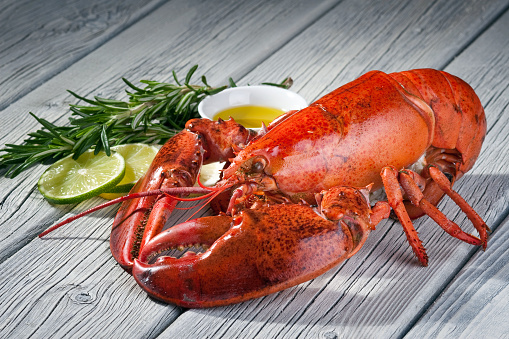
[405,216,509,339]
[0,0,166,111]
[156,0,509,338]
[0,0,508,337]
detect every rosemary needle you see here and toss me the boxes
[0,65,292,178]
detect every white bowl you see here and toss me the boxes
[197,85,307,127]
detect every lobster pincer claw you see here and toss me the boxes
[132,186,376,308]
[111,118,254,272]
[111,130,203,271]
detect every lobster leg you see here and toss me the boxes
[381,166,488,266]
[381,167,429,266]
[427,166,489,249]
[398,170,484,246]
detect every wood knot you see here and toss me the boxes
[66,286,95,305]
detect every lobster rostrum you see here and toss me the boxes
[42,69,489,308]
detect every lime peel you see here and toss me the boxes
[102,183,136,194]
[38,150,125,204]
[99,144,159,200]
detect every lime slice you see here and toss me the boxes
[38,150,125,204]
[100,143,159,199]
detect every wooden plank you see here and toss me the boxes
[403,10,509,337]
[0,0,166,111]
[0,0,342,337]
[1,0,507,337]
[157,0,509,338]
[404,216,509,338]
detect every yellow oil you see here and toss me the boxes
[213,105,284,128]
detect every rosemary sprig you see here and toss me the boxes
[0,65,292,178]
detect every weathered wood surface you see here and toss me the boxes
[0,0,166,111]
[0,0,508,338]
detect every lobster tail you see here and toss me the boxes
[389,69,486,177]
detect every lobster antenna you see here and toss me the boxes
[38,186,214,238]
[196,175,209,189]
[184,188,226,222]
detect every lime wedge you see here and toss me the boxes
[198,162,224,187]
[100,143,159,199]
[38,150,125,204]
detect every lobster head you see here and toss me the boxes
[217,108,332,205]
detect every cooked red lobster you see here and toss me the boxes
[42,69,489,308]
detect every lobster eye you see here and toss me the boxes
[251,157,267,173]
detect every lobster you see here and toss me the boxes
[41,69,489,308]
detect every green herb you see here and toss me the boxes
[0,66,292,178]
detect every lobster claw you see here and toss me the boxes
[132,186,375,308]
[110,130,203,271]
[111,118,254,271]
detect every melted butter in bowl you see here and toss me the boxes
[213,105,285,129]
[198,85,307,129]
